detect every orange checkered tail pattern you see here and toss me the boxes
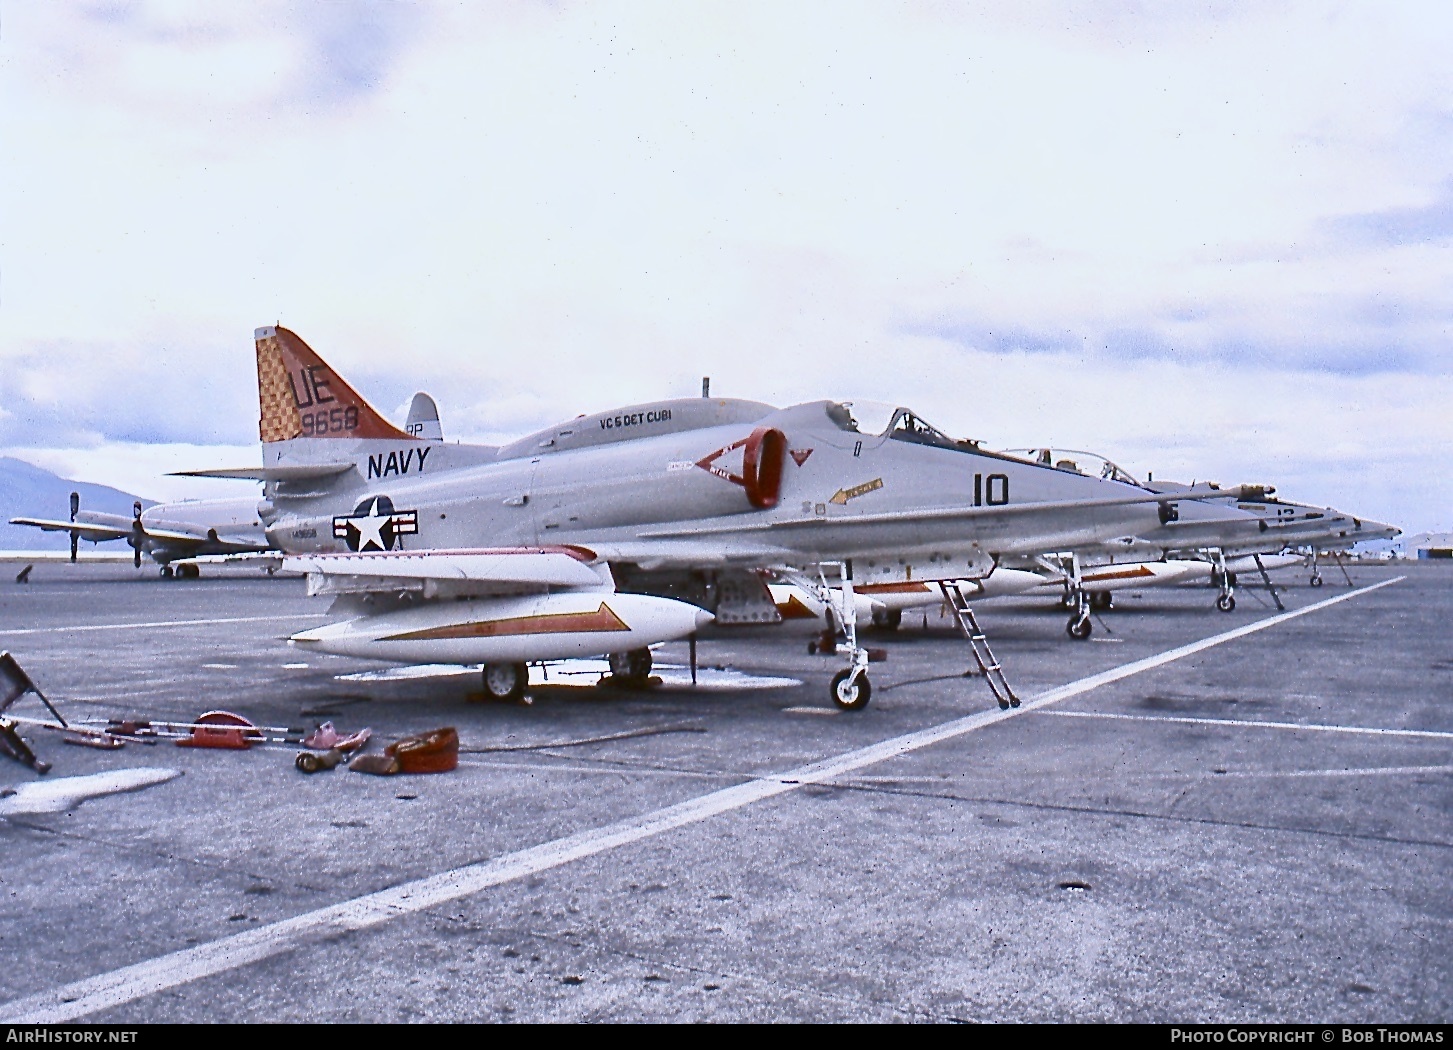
[255,326,412,443]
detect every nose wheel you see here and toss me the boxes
[1210,550,1237,612]
[1065,578,1093,640]
[830,667,871,711]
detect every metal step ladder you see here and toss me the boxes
[937,581,1020,710]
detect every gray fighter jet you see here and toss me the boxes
[991,448,1400,622]
[235,327,1251,711]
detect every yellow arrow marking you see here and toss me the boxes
[828,478,884,505]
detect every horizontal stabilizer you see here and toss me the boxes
[170,464,355,482]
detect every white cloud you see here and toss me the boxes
[3,1,1450,532]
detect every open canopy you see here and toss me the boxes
[1000,448,1143,487]
[826,401,975,451]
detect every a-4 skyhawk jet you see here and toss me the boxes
[237,326,1253,710]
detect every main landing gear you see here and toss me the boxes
[870,607,903,631]
[607,647,654,687]
[478,662,528,703]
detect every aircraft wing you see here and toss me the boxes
[175,551,289,569]
[138,526,212,545]
[637,485,1253,539]
[284,546,611,596]
[8,517,131,541]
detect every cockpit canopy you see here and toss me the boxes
[827,401,979,452]
[1000,448,1143,487]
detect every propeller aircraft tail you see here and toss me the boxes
[404,393,444,442]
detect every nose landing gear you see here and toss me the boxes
[1063,554,1092,640]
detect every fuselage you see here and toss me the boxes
[264,399,1180,586]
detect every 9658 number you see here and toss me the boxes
[300,406,358,436]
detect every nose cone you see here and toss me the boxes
[1357,518,1402,541]
[694,607,716,631]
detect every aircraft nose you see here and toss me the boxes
[694,607,716,630]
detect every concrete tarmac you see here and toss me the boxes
[0,560,1446,1023]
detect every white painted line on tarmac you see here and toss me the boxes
[1042,709,1453,741]
[458,759,738,781]
[0,575,1403,1023]
[1187,765,1453,779]
[0,614,322,638]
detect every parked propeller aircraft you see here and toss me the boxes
[9,392,451,577]
[220,326,1252,711]
[9,493,271,574]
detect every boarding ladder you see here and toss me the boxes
[937,581,1020,710]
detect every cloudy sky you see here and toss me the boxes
[2,1,1449,534]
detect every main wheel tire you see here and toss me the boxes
[1067,616,1092,640]
[178,563,200,579]
[608,648,653,685]
[1089,591,1113,611]
[871,608,902,631]
[480,662,528,702]
[160,565,174,578]
[830,668,871,711]
[1216,593,1236,612]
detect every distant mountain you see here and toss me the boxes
[0,457,153,550]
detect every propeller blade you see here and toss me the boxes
[69,491,80,522]
[130,500,145,568]
[70,532,79,564]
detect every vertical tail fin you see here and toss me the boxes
[404,393,444,442]
[255,326,410,443]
